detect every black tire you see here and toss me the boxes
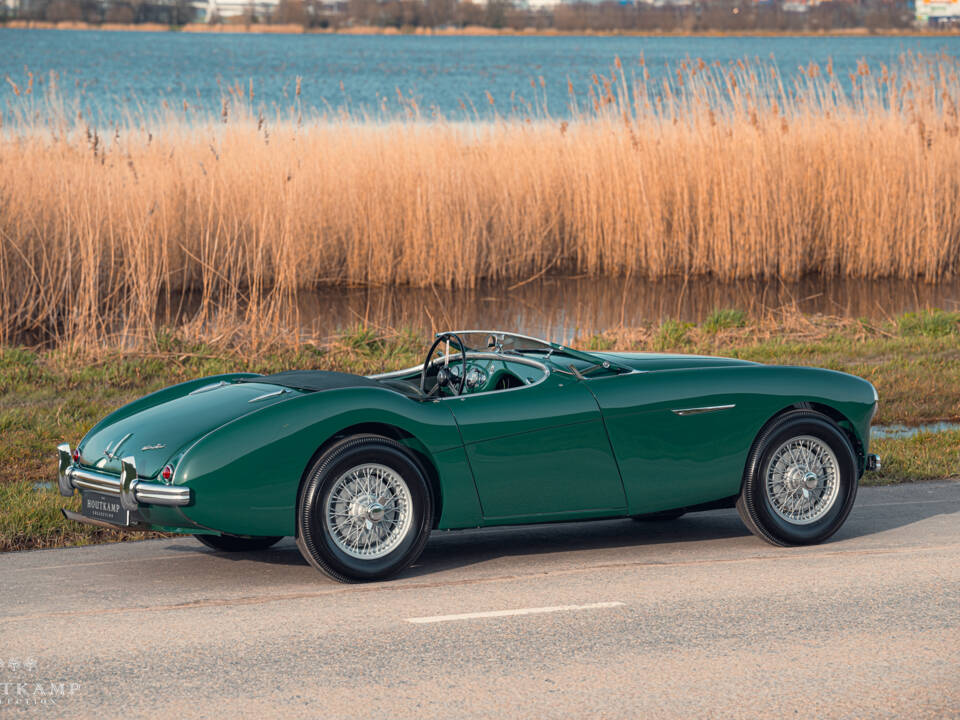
[196,534,283,552]
[737,410,859,546]
[296,434,433,583]
[631,509,687,522]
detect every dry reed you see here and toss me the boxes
[2,53,959,350]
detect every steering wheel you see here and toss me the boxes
[420,332,468,397]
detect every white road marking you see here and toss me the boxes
[857,499,960,507]
[405,601,625,624]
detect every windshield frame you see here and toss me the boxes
[442,330,631,373]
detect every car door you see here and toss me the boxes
[586,369,761,514]
[445,370,627,523]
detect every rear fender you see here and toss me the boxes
[167,388,479,536]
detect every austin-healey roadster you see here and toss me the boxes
[57,330,880,582]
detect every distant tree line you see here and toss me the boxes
[1,0,918,32]
[4,0,196,24]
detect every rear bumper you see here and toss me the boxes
[866,453,882,472]
[57,444,191,510]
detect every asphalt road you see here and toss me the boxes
[1,481,958,719]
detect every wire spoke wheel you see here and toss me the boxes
[764,435,840,526]
[324,462,413,560]
[298,435,433,582]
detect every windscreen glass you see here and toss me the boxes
[450,332,553,354]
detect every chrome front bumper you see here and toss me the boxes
[57,443,191,509]
[866,453,882,472]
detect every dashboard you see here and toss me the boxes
[446,358,546,395]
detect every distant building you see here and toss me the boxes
[196,0,338,21]
[199,0,278,21]
[915,0,960,22]
[519,0,561,9]
[781,0,824,13]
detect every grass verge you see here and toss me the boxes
[0,483,168,552]
[870,430,960,486]
[1,311,957,551]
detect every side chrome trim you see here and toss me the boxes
[671,404,736,416]
[61,459,191,508]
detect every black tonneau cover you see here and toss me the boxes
[241,370,422,399]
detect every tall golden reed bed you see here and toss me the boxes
[1,54,959,349]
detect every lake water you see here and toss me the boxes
[162,275,960,343]
[3,29,960,121]
[871,422,960,439]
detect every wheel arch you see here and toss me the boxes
[747,402,866,486]
[295,422,444,530]
[736,402,863,546]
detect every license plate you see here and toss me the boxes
[81,491,130,526]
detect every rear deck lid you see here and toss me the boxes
[78,381,303,478]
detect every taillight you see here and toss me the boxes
[72,448,80,463]
[161,465,173,482]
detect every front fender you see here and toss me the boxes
[589,364,877,513]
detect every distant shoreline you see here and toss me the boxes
[3,19,960,37]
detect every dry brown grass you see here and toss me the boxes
[2,53,959,350]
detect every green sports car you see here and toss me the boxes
[57,330,880,582]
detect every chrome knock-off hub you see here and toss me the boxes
[347,494,387,526]
[325,463,413,559]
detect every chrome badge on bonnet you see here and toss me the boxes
[102,432,133,460]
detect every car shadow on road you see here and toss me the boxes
[173,541,309,566]
[163,513,748,571]
[402,488,959,578]
[159,485,958,579]
[404,512,751,578]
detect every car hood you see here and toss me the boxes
[77,380,303,478]
[594,352,760,372]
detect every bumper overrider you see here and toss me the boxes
[57,443,191,510]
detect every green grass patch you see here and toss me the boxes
[653,319,694,351]
[0,331,423,490]
[720,335,960,426]
[703,307,747,333]
[0,482,167,552]
[585,334,617,351]
[867,430,960,485]
[896,309,960,338]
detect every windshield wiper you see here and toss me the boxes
[567,364,585,380]
[567,361,613,380]
[581,361,612,375]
